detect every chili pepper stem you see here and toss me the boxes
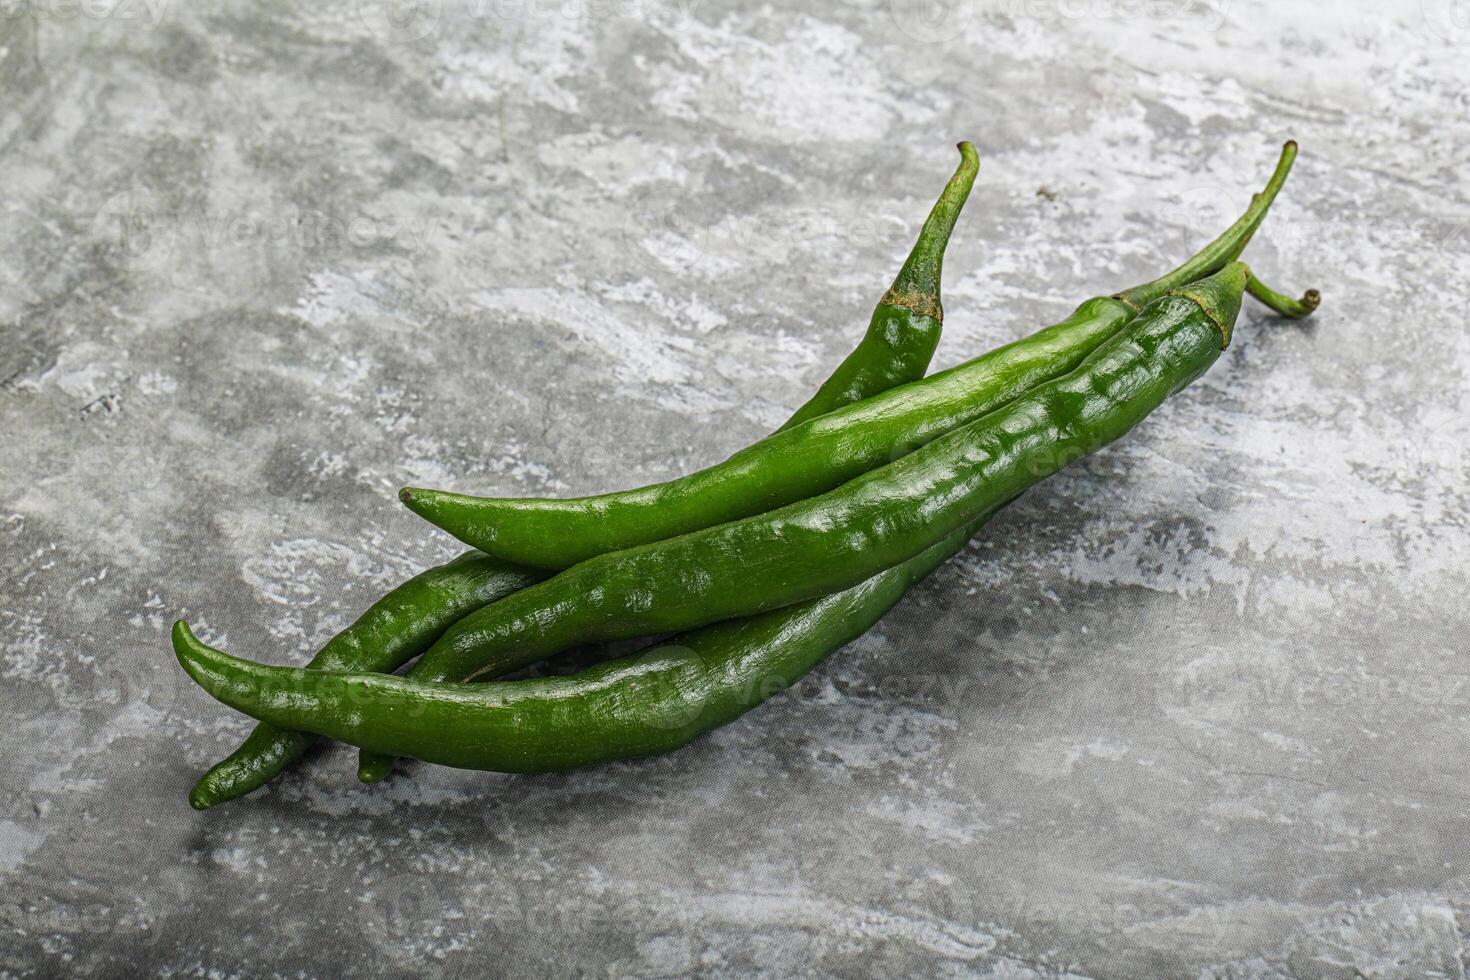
[1115,141,1298,311]
[1246,274,1322,319]
[882,140,980,318]
[778,140,979,433]
[1174,264,1320,347]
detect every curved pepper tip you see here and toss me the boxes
[172,619,233,689]
[171,619,196,656]
[357,759,392,784]
[172,620,208,680]
[399,487,435,515]
[399,486,453,523]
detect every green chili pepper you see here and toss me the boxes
[189,141,983,803]
[398,144,1300,572]
[172,505,1006,774]
[1248,277,1320,319]
[181,262,1312,778]
[387,262,1264,692]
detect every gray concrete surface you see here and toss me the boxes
[2,0,1468,976]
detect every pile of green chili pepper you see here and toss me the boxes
[174,141,1319,803]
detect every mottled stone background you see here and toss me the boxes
[2,0,1467,975]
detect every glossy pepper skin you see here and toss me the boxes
[182,263,1318,780]
[779,142,980,432]
[360,144,1304,783]
[174,507,1003,774]
[186,142,984,803]
[186,552,545,808]
[397,264,1252,690]
[351,147,984,784]
[398,144,1299,572]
